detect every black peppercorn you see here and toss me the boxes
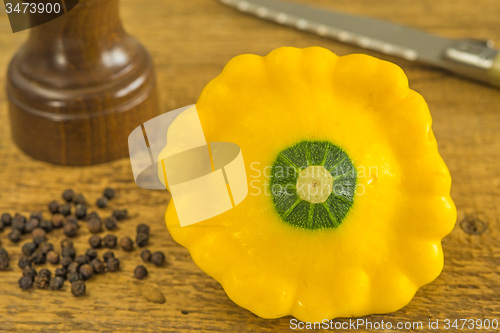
[134,265,148,279]
[103,234,117,249]
[0,247,8,258]
[102,251,115,262]
[0,221,3,232]
[96,197,108,208]
[33,236,47,248]
[68,272,82,283]
[63,222,78,238]
[39,219,53,233]
[135,233,149,247]
[62,189,75,203]
[85,248,97,261]
[87,218,102,234]
[62,246,76,259]
[80,264,94,280]
[66,216,79,225]
[59,203,72,216]
[0,255,9,271]
[40,220,53,233]
[60,238,74,249]
[48,201,59,214]
[51,214,65,229]
[106,257,120,272]
[31,252,46,265]
[34,275,50,289]
[1,213,12,226]
[22,242,37,256]
[46,251,60,265]
[30,211,43,221]
[86,211,100,221]
[32,234,47,247]
[74,255,88,266]
[73,194,86,206]
[19,275,34,290]
[55,267,67,280]
[151,251,165,266]
[112,209,128,220]
[90,258,105,274]
[18,256,32,269]
[27,217,41,231]
[39,268,51,278]
[50,276,65,290]
[12,216,26,233]
[61,256,73,269]
[140,249,152,263]
[23,266,37,277]
[15,213,27,222]
[39,242,54,255]
[67,262,80,275]
[104,216,117,231]
[136,224,150,235]
[119,236,134,252]
[75,204,87,220]
[103,187,115,200]
[17,255,31,269]
[8,229,22,243]
[71,280,86,297]
[88,235,102,249]
[24,218,39,233]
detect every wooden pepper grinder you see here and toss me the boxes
[6,0,159,165]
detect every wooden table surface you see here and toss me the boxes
[0,0,499,332]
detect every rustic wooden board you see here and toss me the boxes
[0,0,499,331]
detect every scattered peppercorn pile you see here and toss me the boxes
[0,188,166,297]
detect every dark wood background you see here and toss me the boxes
[0,0,499,331]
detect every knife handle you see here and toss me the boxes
[488,53,500,88]
[443,39,500,89]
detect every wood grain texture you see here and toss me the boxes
[0,0,499,331]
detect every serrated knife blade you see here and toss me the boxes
[219,0,500,88]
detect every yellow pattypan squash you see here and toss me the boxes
[162,47,456,321]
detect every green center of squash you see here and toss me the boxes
[269,141,356,230]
